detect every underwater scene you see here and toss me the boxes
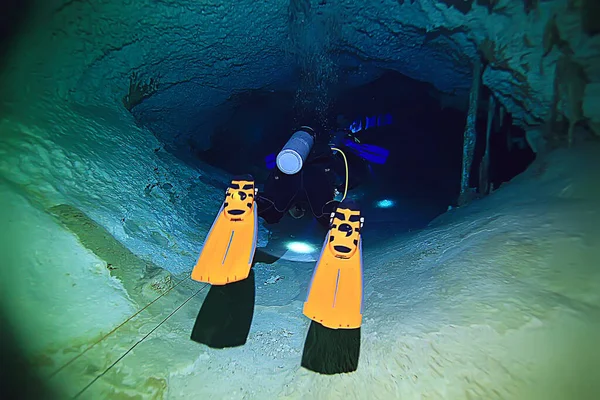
[1,0,599,399]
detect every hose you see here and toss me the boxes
[330,146,348,202]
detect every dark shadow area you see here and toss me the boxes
[0,305,59,399]
[196,70,467,233]
[198,90,298,180]
[0,0,32,73]
[330,71,465,204]
[191,70,534,240]
[301,321,361,374]
[253,247,285,265]
[190,250,281,349]
[327,71,466,228]
[471,89,536,194]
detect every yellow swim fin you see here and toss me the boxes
[191,176,258,285]
[303,202,364,329]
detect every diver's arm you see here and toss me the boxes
[309,141,335,162]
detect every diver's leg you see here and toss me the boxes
[256,197,284,224]
[256,169,299,224]
[303,166,338,228]
[314,201,339,228]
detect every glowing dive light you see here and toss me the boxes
[286,241,315,254]
[375,199,395,209]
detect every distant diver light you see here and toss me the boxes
[375,199,395,208]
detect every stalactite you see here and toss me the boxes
[479,94,496,195]
[458,57,482,206]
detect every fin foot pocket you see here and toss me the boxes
[191,177,259,285]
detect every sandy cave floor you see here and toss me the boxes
[1,143,600,400]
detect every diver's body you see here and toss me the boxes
[256,131,347,228]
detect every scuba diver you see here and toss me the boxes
[190,124,389,330]
[260,120,391,225]
[257,126,350,228]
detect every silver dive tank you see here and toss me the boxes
[276,127,315,175]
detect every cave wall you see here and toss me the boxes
[0,96,230,273]
[0,2,598,396]
[0,0,597,272]
[2,0,597,159]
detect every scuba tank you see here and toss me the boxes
[276,126,316,175]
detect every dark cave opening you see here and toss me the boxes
[197,90,298,182]
[471,90,536,193]
[195,71,467,229]
[0,0,32,72]
[328,71,466,202]
[151,69,535,231]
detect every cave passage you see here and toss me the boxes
[176,70,534,234]
[190,71,462,231]
[2,0,599,397]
